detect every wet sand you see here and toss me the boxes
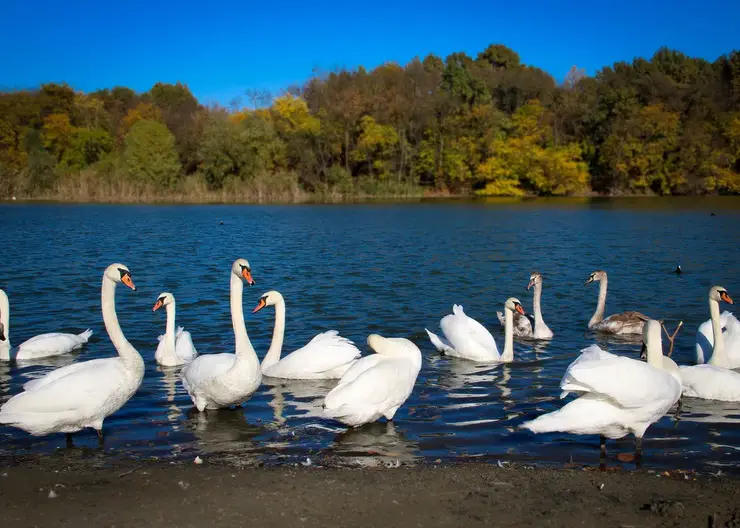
[1,458,739,527]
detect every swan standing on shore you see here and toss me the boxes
[426,298,525,362]
[694,286,739,366]
[153,292,198,367]
[585,270,648,335]
[521,319,681,459]
[181,259,262,411]
[252,290,361,379]
[323,334,421,427]
[0,288,93,361]
[497,272,553,339]
[0,264,141,444]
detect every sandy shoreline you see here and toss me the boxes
[1,459,738,527]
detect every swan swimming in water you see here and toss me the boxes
[496,272,553,340]
[426,298,524,362]
[694,286,740,366]
[153,292,198,367]
[323,334,421,427]
[0,264,141,444]
[181,259,262,411]
[252,290,361,379]
[585,270,648,335]
[0,288,92,361]
[521,319,681,459]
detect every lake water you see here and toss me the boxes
[1,198,739,472]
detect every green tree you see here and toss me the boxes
[124,120,181,189]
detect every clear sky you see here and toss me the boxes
[1,0,738,105]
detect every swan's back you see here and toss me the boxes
[263,331,361,379]
[695,311,736,364]
[440,304,499,360]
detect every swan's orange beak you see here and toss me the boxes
[515,303,525,315]
[253,297,267,313]
[152,299,164,312]
[721,291,734,304]
[121,274,136,291]
[241,268,255,286]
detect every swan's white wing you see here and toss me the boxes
[1,359,125,419]
[439,305,498,358]
[175,329,198,363]
[182,353,235,391]
[263,331,360,378]
[333,354,385,388]
[560,345,675,408]
[323,358,417,421]
[22,358,112,391]
[695,311,736,364]
[425,328,455,354]
[680,364,740,401]
[17,330,92,358]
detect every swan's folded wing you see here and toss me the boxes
[175,330,198,363]
[680,364,740,400]
[22,358,111,391]
[440,306,498,354]
[18,332,86,355]
[324,358,412,414]
[269,331,360,376]
[3,360,125,416]
[561,353,675,408]
[182,353,235,387]
[333,354,385,388]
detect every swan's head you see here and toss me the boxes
[505,297,525,315]
[252,290,284,313]
[584,270,606,285]
[105,263,136,290]
[527,272,542,290]
[640,319,663,360]
[710,286,733,305]
[152,292,175,312]
[231,259,255,286]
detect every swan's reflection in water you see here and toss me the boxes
[183,407,264,455]
[157,366,185,428]
[677,398,740,425]
[264,377,335,427]
[330,421,420,466]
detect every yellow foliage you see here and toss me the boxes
[123,103,162,130]
[271,95,320,136]
[42,113,74,158]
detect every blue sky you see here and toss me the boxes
[1,0,738,105]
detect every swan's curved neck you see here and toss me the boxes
[646,332,664,368]
[589,278,607,327]
[0,292,9,350]
[532,282,544,327]
[162,302,177,359]
[708,298,727,366]
[229,274,259,369]
[262,299,286,370]
[102,277,141,368]
[502,308,514,362]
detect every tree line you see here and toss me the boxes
[1,44,739,202]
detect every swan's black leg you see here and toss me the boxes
[599,435,607,456]
[66,433,74,448]
[96,429,104,446]
[635,437,643,465]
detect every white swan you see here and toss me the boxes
[252,290,361,379]
[496,272,553,339]
[0,264,141,443]
[585,270,648,335]
[181,259,262,411]
[0,288,93,361]
[426,298,525,362]
[153,292,198,367]
[521,319,681,458]
[323,334,421,427]
[694,286,739,366]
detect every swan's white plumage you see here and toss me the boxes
[263,330,360,379]
[0,263,142,437]
[695,311,740,365]
[0,288,93,361]
[323,335,421,427]
[427,304,499,361]
[679,364,740,401]
[155,326,198,366]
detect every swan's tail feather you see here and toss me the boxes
[452,304,465,316]
[425,328,455,355]
[78,329,93,342]
[520,412,562,434]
